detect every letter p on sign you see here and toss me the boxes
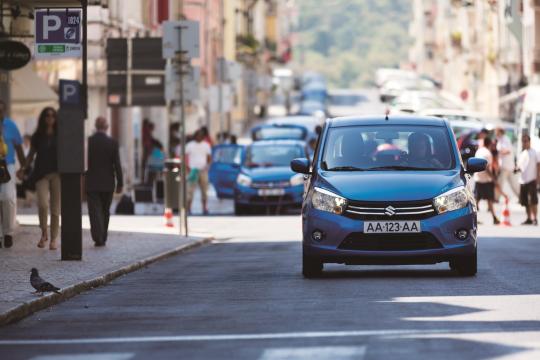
[43,15,61,40]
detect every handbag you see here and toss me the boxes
[0,120,10,184]
[0,158,11,184]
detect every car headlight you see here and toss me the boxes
[311,187,347,215]
[433,186,471,214]
[290,173,305,186]
[236,174,252,187]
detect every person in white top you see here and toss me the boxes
[185,129,212,215]
[517,134,540,225]
[474,137,500,224]
[495,127,519,198]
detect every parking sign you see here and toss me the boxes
[35,9,82,59]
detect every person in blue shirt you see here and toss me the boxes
[0,100,26,248]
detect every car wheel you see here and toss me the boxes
[302,252,323,278]
[234,202,248,216]
[450,251,477,276]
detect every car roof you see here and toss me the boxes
[328,115,447,128]
[250,139,307,147]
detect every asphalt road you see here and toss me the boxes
[1,215,540,360]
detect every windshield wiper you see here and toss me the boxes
[367,165,433,171]
[326,166,367,171]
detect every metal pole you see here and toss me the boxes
[218,58,223,142]
[177,26,188,237]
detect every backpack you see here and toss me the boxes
[115,194,134,215]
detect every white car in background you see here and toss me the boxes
[390,91,464,114]
[420,108,485,123]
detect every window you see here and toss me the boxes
[246,145,304,167]
[322,125,454,171]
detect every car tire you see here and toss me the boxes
[450,250,477,276]
[302,252,323,278]
[234,202,249,216]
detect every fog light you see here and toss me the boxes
[312,230,323,242]
[456,229,468,240]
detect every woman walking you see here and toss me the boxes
[22,108,60,249]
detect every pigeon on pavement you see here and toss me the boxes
[30,268,61,295]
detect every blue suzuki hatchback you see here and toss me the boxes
[291,115,487,277]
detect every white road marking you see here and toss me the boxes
[259,346,366,360]
[30,354,134,360]
[384,295,540,322]
[0,329,457,346]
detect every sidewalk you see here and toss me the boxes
[0,217,213,326]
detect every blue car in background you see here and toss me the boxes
[210,140,309,215]
[251,123,309,141]
[291,115,487,277]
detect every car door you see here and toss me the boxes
[209,144,244,199]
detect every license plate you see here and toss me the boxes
[258,188,285,196]
[364,221,421,233]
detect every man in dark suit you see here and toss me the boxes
[86,117,123,246]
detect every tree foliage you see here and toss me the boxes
[294,0,412,87]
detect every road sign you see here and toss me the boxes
[165,64,200,102]
[162,21,200,59]
[59,79,81,107]
[34,9,82,59]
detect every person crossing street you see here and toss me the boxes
[517,134,540,225]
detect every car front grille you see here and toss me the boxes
[345,200,437,220]
[338,232,443,251]
[251,180,290,189]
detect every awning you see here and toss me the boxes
[11,65,58,114]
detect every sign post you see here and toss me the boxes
[162,21,200,237]
[35,3,87,261]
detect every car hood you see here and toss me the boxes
[319,170,463,201]
[243,166,295,182]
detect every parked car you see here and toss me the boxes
[209,140,309,214]
[291,115,486,277]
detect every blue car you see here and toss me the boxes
[209,140,309,214]
[290,115,487,277]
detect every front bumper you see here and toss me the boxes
[235,184,304,206]
[303,205,477,265]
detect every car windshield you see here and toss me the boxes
[321,125,455,171]
[246,145,305,168]
[253,126,306,140]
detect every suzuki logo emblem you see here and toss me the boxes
[385,206,396,216]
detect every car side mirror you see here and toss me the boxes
[291,158,311,174]
[466,157,487,174]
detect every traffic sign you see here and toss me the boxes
[59,79,81,107]
[34,9,82,59]
[162,21,200,59]
[165,64,200,102]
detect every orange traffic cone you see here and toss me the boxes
[164,208,174,228]
[500,198,511,227]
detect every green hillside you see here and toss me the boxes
[294,0,412,88]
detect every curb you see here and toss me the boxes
[0,236,213,327]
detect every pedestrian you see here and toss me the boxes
[495,127,519,198]
[85,117,123,246]
[169,122,180,157]
[0,100,26,248]
[200,126,213,147]
[146,139,165,185]
[185,129,212,215]
[489,138,509,202]
[21,107,61,249]
[474,137,500,224]
[141,118,154,184]
[517,134,539,225]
